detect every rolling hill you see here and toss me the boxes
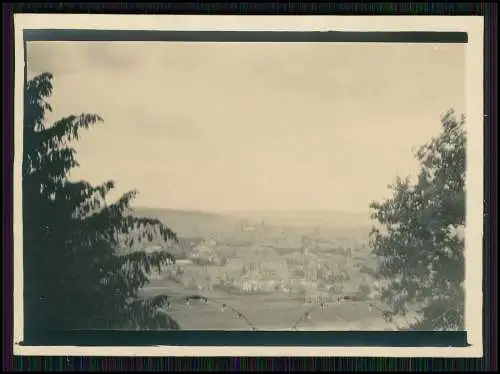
[222,209,371,231]
[131,207,243,238]
[131,207,372,239]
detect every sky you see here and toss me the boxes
[26,41,465,213]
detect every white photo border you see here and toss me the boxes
[13,14,484,357]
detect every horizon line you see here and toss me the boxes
[131,205,372,215]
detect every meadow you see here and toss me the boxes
[141,280,395,330]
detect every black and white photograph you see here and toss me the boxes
[13,15,485,357]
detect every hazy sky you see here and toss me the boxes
[26,41,465,213]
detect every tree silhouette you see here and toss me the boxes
[23,73,180,331]
[369,109,466,330]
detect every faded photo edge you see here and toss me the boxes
[12,14,485,357]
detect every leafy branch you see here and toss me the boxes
[369,109,466,331]
[23,72,181,331]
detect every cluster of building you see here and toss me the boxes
[155,232,373,301]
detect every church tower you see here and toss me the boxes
[302,235,312,255]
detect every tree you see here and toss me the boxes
[23,72,181,331]
[369,109,466,330]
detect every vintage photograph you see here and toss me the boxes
[21,39,469,334]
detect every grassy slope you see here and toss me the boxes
[141,278,394,331]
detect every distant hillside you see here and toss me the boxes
[131,207,372,239]
[221,209,372,231]
[131,207,242,238]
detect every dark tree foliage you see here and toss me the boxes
[369,109,466,331]
[23,73,181,331]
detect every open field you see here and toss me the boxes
[140,279,397,331]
